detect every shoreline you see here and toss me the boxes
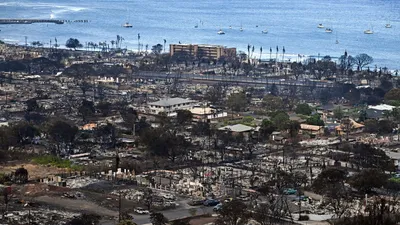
[1,41,398,73]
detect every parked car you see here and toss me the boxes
[204,199,220,206]
[213,203,223,211]
[224,198,233,203]
[134,207,149,214]
[283,188,297,195]
[188,199,205,206]
[162,193,175,200]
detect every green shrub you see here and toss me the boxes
[32,155,83,170]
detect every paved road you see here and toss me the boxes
[135,71,334,88]
[99,204,214,225]
[132,205,214,225]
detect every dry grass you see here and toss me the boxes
[0,163,68,180]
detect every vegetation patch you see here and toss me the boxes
[32,155,82,170]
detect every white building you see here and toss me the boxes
[147,97,197,115]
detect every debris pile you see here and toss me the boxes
[2,209,78,224]
[66,177,102,189]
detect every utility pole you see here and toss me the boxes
[118,192,122,222]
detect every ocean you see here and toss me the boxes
[0,0,399,70]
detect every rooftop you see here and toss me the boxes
[218,124,255,133]
[368,104,396,111]
[148,97,196,107]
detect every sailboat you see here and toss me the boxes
[123,22,132,28]
[240,23,243,32]
[364,25,374,34]
[217,29,225,35]
[123,9,132,28]
[385,24,392,28]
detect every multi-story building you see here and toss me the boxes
[169,44,236,60]
[147,97,197,115]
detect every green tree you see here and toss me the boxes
[14,167,28,184]
[333,107,344,120]
[176,110,193,125]
[384,88,400,102]
[262,95,284,111]
[305,114,324,126]
[151,44,163,55]
[10,121,39,145]
[259,119,276,139]
[295,103,312,115]
[286,120,301,139]
[205,85,224,105]
[78,100,95,122]
[349,169,389,194]
[215,199,250,225]
[364,119,379,133]
[47,120,78,154]
[312,168,352,218]
[227,92,247,112]
[26,98,39,112]
[150,212,168,225]
[96,101,112,117]
[270,111,290,130]
[65,38,83,50]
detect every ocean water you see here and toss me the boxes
[0,0,399,69]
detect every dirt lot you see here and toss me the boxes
[0,163,67,180]
[34,195,118,217]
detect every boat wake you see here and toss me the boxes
[0,1,87,17]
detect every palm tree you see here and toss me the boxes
[119,37,124,49]
[116,35,120,48]
[276,46,279,62]
[54,37,58,49]
[251,45,255,59]
[247,44,251,63]
[111,40,115,49]
[145,44,149,55]
[282,46,286,62]
[259,46,263,62]
[138,33,141,53]
[163,39,167,53]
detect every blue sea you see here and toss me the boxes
[0,0,399,69]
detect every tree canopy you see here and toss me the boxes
[227,92,247,112]
[65,38,83,50]
[295,103,313,115]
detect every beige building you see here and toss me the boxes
[169,44,236,60]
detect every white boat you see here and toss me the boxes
[317,24,324,28]
[385,24,392,28]
[240,27,243,32]
[262,29,268,34]
[229,26,232,29]
[217,29,225,35]
[364,29,373,34]
[325,28,333,33]
[123,22,132,28]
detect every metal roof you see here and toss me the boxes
[148,97,196,107]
